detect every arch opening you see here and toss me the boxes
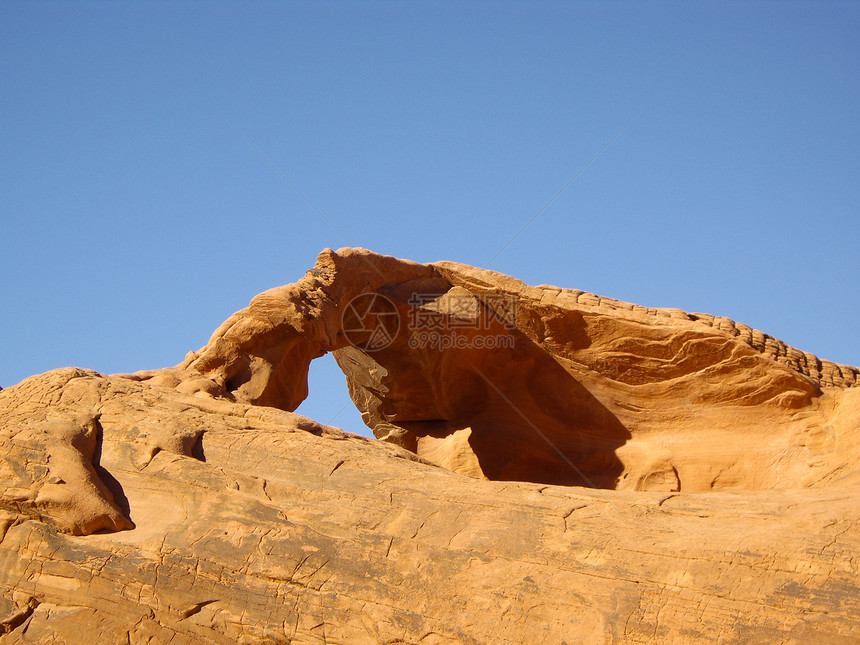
[295,352,374,438]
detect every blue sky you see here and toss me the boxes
[2,1,858,438]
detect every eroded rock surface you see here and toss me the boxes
[172,248,859,492]
[0,247,858,643]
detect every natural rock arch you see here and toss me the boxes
[129,247,860,492]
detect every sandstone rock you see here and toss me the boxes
[0,248,857,643]
[178,248,859,492]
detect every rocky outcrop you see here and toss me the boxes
[157,248,858,491]
[0,248,858,643]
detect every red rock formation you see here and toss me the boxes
[166,248,859,492]
[0,248,857,643]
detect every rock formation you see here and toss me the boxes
[1,248,858,643]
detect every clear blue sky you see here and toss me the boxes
[2,1,858,438]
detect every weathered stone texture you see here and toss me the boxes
[1,248,857,643]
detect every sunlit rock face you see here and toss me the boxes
[1,248,857,643]
[178,247,859,492]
